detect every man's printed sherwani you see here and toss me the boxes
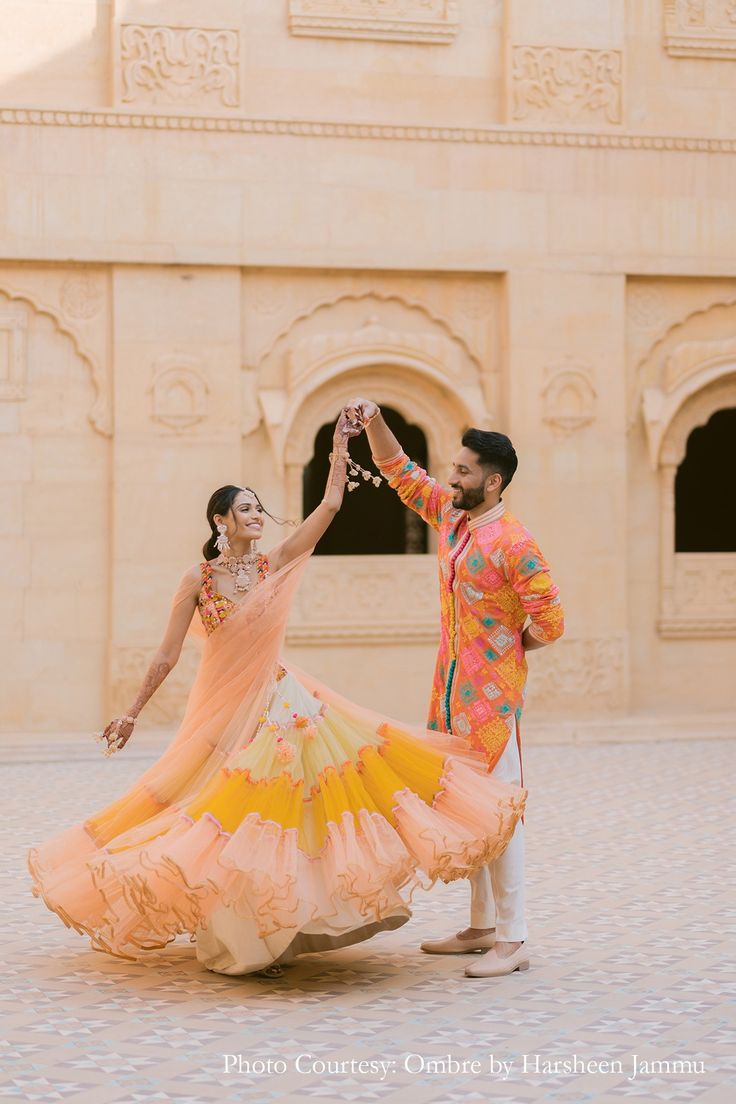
[377,451,564,771]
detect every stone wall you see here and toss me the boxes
[1,1,735,729]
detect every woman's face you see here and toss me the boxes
[218,490,264,542]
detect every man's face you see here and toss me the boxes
[449,447,492,511]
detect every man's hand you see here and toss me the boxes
[344,397,380,429]
[522,626,548,651]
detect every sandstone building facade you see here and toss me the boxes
[1,0,735,729]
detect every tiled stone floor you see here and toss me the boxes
[1,731,733,1104]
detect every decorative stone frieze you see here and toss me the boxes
[118,24,240,107]
[664,0,736,59]
[288,0,459,44]
[510,45,623,125]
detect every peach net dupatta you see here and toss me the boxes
[28,550,312,959]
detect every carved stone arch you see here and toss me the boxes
[281,363,474,522]
[635,298,736,466]
[656,372,736,638]
[661,373,736,469]
[0,284,110,435]
[254,292,490,478]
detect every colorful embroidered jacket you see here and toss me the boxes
[377,451,564,770]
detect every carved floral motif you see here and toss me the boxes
[60,273,104,321]
[511,45,623,125]
[288,0,459,44]
[119,24,240,107]
[664,0,736,57]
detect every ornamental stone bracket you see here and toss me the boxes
[288,0,459,44]
[664,0,736,59]
[509,44,623,126]
[642,334,736,467]
[113,2,242,108]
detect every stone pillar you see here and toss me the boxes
[109,266,242,723]
[504,270,629,715]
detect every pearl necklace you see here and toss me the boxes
[217,550,260,593]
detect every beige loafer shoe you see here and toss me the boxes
[464,945,530,978]
[421,929,496,955]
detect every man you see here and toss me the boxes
[345,399,564,978]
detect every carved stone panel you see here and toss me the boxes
[664,0,736,58]
[149,356,209,432]
[288,0,459,44]
[542,362,597,434]
[660,553,736,636]
[0,304,28,401]
[118,24,240,107]
[286,554,439,644]
[526,637,628,710]
[510,45,623,125]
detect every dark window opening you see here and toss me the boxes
[303,406,429,555]
[675,407,736,552]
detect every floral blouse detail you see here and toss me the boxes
[376,451,564,770]
[197,556,269,636]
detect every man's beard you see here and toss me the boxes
[452,482,486,511]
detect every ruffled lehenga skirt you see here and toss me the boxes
[28,556,526,975]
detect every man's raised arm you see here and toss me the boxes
[344,397,452,532]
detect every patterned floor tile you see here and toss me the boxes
[0,736,733,1104]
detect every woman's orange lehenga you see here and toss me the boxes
[28,550,527,975]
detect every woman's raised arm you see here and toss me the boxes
[269,409,361,572]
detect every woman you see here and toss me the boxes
[28,410,526,977]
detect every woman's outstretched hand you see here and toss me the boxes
[95,717,136,756]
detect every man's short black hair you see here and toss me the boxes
[461,428,518,491]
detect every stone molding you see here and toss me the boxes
[510,45,623,126]
[288,0,459,44]
[3,107,736,153]
[0,303,28,402]
[118,23,241,107]
[664,0,736,59]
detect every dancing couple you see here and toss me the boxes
[29,398,563,980]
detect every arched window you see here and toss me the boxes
[303,406,429,555]
[675,407,736,552]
